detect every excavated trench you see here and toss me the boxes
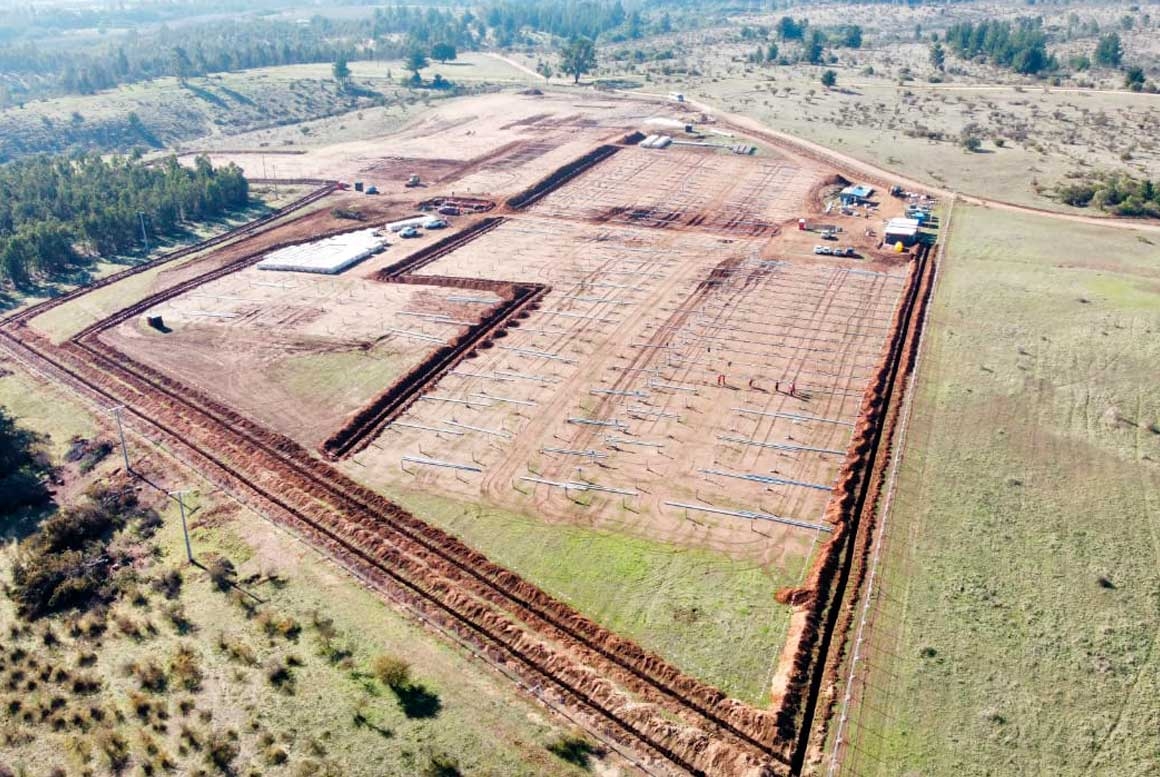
[0,139,938,775]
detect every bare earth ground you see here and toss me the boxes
[102,269,502,449]
[80,91,921,712]
[189,91,652,190]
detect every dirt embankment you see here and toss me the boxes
[770,243,933,769]
[506,144,621,210]
[803,241,938,768]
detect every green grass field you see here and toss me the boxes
[367,484,807,704]
[0,365,97,459]
[845,204,1160,776]
[0,368,598,777]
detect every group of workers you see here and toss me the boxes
[714,373,797,397]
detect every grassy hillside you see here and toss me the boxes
[0,54,531,161]
[845,204,1160,776]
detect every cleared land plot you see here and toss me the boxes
[528,145,824,236]
[12,92,918,746]
[347,199,908,699]
[194,91,649,189]
[841,205,1160,777]
[101,266,500,448]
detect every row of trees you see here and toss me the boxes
[943,18,1056,75]
[0,154,248,286]
[1,18,374,102]
[1056,173,1160,217]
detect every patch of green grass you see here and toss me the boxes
[0,368,96,459]
[373,485,805,703]
[272,346,408,410]
[848,204,1160,776]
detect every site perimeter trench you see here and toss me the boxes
[0,146,937,775]
[1,211,795,775]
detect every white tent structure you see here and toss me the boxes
[256,228,387,274]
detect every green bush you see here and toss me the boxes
[371,654,410,688]
[9,485,155,618]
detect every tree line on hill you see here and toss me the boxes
[0,154,248,286]
[936,18,1150,85]
[742,17,863,67]
[0,0,647,105]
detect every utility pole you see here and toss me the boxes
[110,405,130,474]
[138,212,149,253]
[171,490,194,564]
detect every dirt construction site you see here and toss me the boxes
[0,91,939,776]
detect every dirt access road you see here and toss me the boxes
[622,90,1160,235]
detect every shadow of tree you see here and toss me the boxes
[393,682,441,719]
[547,735,605,770]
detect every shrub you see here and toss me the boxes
[179,723,204,751]
[0,408,52,514]
[547,733,603,767]
[216,633,257,666]
[371,654,410,688]
[163,603,194,634]
[71,672,102,695]
[265,658,295,693]
[264,745,289,765]
[96,730,131,771]
[206,557,237,592]
[151,568,183,600]
[205,730,239,773]
[422,753,462,777]
[169,644,203,692]
[129,658,168,692]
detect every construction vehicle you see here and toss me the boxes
[405,173,421,188]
